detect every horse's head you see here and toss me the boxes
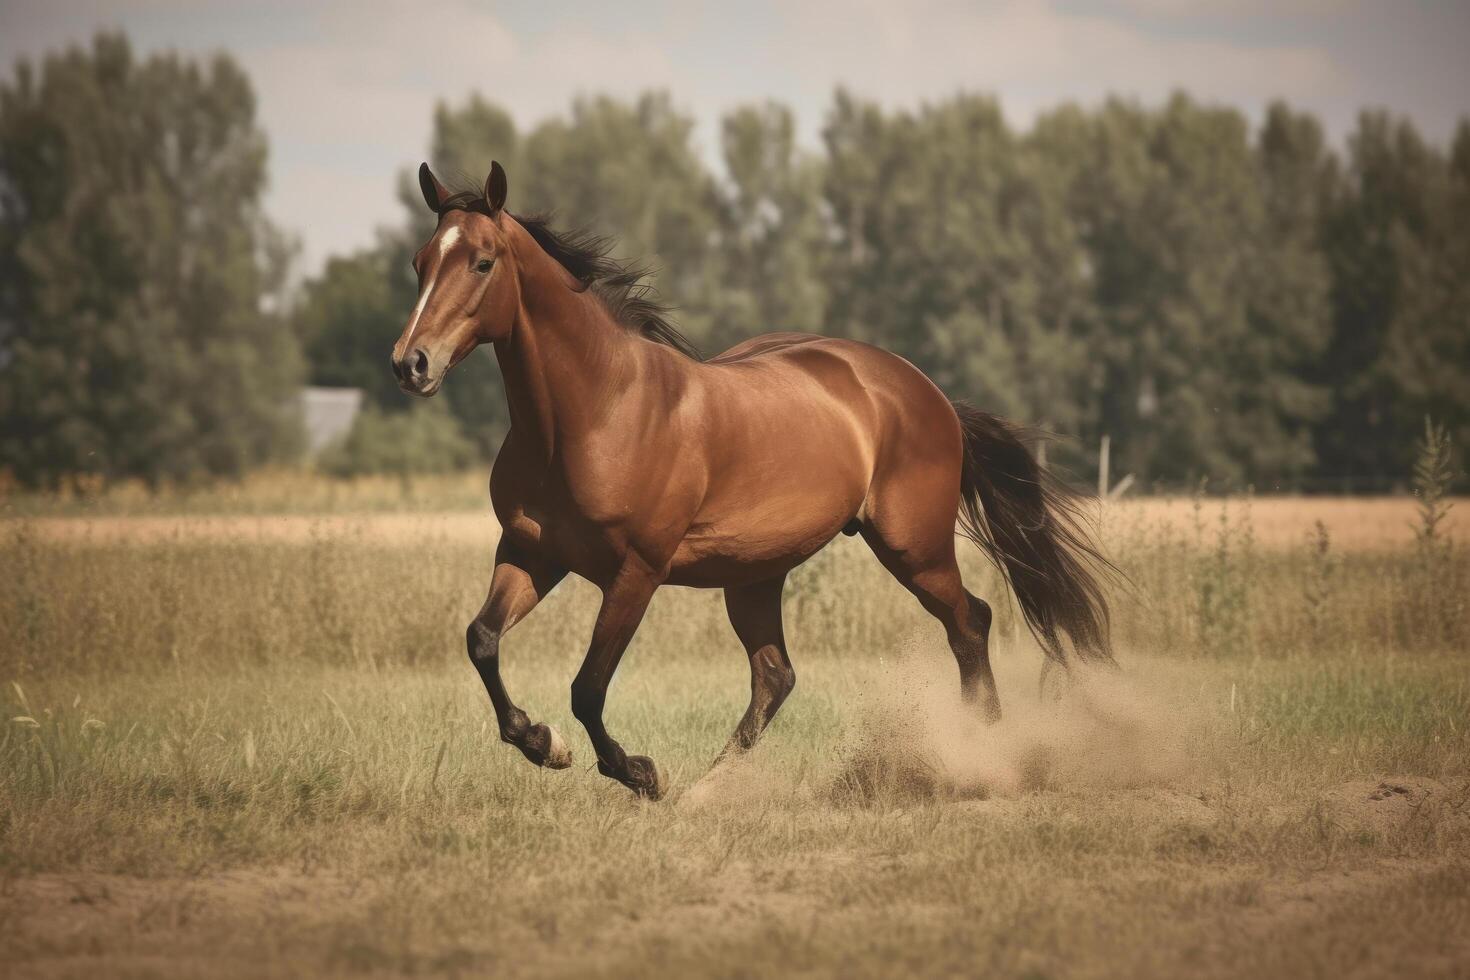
[391,161,520,397]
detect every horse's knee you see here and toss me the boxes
[466,620,499,663]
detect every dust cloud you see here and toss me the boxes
[679,635,1210,810]
[832,640,1205,802]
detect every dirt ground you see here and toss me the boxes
[4,776,1467,979]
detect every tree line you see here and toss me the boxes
[3,35,1466,491]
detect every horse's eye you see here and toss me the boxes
[475,259,494,274]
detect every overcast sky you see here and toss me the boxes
[3,1,1467,272]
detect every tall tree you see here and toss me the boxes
[1375,118,1470,474]
[1319,111,1468,486]
[706,102,828,351]
[0,34,300,486]
[518,93,721,343]
[1032,95,1334,487]
[397,95,522,247]
[1234,102,1334,486]
[291,84,1464,490]
[823,92,1095,440]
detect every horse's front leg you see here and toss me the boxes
[570,557,664,799]
[468,540,570,769]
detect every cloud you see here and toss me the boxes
[780,0,1343,125]
[239,2,678,267]
[1113,0,1350,16]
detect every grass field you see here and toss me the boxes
[2,485,1468,978]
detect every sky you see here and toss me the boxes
[2,0,1468,273]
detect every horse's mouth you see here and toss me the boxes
[398,374,444,398]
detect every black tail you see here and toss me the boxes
[952,402,1117,666]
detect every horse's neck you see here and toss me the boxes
[492,246,643,462]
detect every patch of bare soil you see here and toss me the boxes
[677,750,806,813]
[1230,859,1436,929]
[947,785,1219,829]
[1317,777,1469,836]
[5,777,1466,978]
[0,868,366,973]
[1190,852,1470,980]
[548,788,1470,979]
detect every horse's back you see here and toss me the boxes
[717,332,965,508]
[706,332,829,364]
[707,332,957,439]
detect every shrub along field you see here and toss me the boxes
[1,488,1467,978]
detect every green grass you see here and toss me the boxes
[2,508,1468,977]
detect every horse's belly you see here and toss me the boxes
[665,530,838,587]
[665,480,861,587]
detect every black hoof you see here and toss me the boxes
[625,755,666,800]
[515,723,573,769]
[599,755,666,800]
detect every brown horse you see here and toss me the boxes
[391,162,1114,799]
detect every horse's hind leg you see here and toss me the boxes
[718,575,795,761]
[860,514,1000,721]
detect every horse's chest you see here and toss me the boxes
[491,477,631,581]
[490,432,699,582]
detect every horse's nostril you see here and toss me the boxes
[410,348,429,381]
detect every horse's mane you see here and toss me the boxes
[437,191,702,361]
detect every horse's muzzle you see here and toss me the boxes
[391,347,438,396]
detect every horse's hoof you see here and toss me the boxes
[519,723,573,770]
[624,755,666,801]
[541,725,573,769]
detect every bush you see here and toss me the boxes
[318,401,477,477]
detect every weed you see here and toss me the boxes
[1302,520,1337,644]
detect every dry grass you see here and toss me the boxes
[0,469,490,518]
[9,477,1466,552]
[1107,495,1468,551]
[2,489,1468,978]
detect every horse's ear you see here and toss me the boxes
[484,161,508,215]
[418,162,449,213]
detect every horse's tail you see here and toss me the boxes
[951,401,1117,666]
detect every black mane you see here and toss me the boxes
[438,191,702,360]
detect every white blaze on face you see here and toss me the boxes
[437,225,462,257]
[403,225,465,348]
